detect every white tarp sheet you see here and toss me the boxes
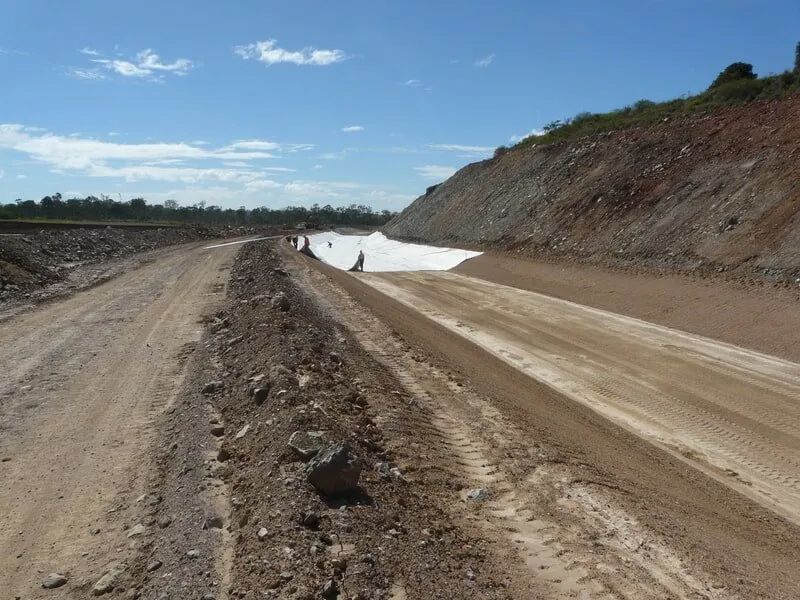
[298,231,481,272]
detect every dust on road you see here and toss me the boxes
[0,241,238,598]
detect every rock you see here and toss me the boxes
[146,559,162,572]
[157,516,172,529]
[42,573,68,589]
[252,387,269,405]
[202,515,224,530]
[306,442,362,496]
[186,549,200,559]
[321,579,338,599]
[272,268,288,277]
[288,431,326,461]
[234,424,250,439]
[298,511,320,530]
[217,446,231,462]
[202,381,223,394]
[92,564,126,596]
[126,523,146,538]
[271,292,290,311]
[257,527,269,540]
[466,488,490,502]
[209,424,225,437]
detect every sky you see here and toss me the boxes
[1,0,799,211]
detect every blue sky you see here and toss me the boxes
[1,0,799,211]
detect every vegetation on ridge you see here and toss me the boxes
[509,44,800,150]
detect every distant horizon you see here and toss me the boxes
[2,1,799,210]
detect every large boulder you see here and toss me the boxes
[306,442,362,496]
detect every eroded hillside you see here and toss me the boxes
[386,97,800,282]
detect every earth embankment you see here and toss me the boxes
[385,97,800,283]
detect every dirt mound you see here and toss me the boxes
[385,96,800,284]
[124,240,513,599]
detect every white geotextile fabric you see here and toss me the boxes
[299,231,481,272]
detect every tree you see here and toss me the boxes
[709,62,756,89]
[494,145,509,158]
[795,41,800,74]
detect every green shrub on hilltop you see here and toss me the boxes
[511,45,800,149]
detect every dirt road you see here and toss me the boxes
[361,271,800,525]
[0,241,237,598]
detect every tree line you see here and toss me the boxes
[0,194,397,227]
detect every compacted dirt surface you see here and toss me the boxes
[0,240,237,599]
[4,237,800,600]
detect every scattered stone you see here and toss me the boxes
[252,386,269,405]
[257,527,269,540]
[306,442,362,496]
[279,572,293,582]
[186,549,200,559]
[202,515,224,530]
[210,424,225,437]
[126,523,146,538]
[298,511,320,530]
[321,579,338,599]
[42,573,68,589]
[146,559,162,573]
[288,431,326,461]
[92,564,126,596]
[157,516,172,529]
[234,424,250,439]
[201,381,223,394]
[217,447,231,462]
[466,488,490,502]
[271,292,290,311]
[271,267,288,277]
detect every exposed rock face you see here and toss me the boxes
[384,98,800,282]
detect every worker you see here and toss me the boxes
[348,250,365,272]
[327,241,333,248]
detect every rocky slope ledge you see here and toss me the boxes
[385,97,800,283]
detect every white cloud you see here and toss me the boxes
[0,48,26,56]
[509,128,544,143]
[0,169,4,179]
[341,125,364,133]
[404,79,422,87]
[234,39,348,66]
[474,53,495,68]
[81,48,193,81]
[428,143,494,153]
[312,164,323,170]
[17,174,26,179]
[415,165,457,180]
[68,68,106,81]
[0,124,313,186]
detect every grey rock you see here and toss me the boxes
[209,424,225,437]
[288,431,326,461]
[252,386,269,405]
[126,523,146,538]
[306,442,362,496]
[234,424,250,439]
[157,516,172,529]
[186,549,200,559]
[202,515,224,530]
[201,381,223,394]
[257,527,269,540]
[270,292,290,311]
[217,446,231,462]
[92,564,126,596]
[42,573,68,589]
[321,579,338,599]
[146,559,162,572]
[466,488,490,502]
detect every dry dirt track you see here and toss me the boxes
[0,241,237,598]
[361,271,800,525]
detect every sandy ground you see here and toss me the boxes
[290,247,800,599]
[361,271,800,525]
[455,254,800,362]
[0,241,237,598]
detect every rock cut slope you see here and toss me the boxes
[385,97,800,282]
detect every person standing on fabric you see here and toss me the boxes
[348,250,365,272]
